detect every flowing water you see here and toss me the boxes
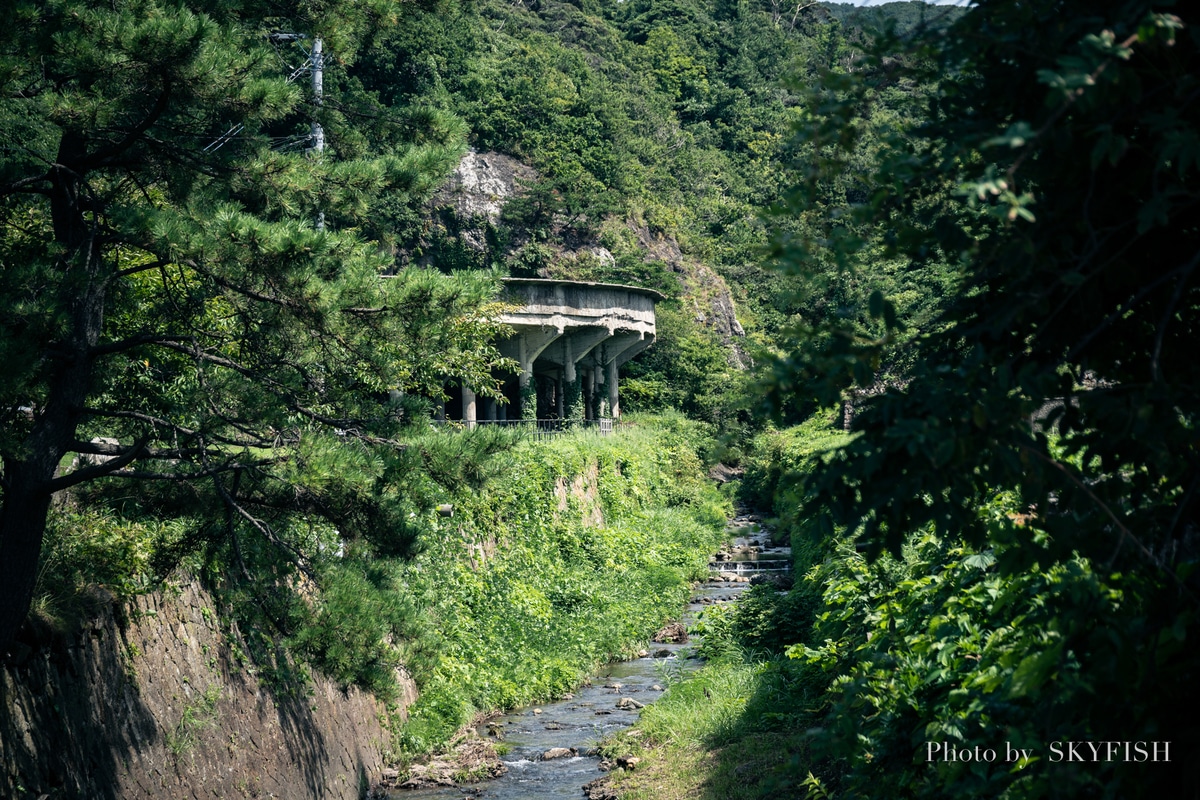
[392,512,789,800]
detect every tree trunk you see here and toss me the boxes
[0,131,106,654]
[0,468,55,654]
[0,341,99,652]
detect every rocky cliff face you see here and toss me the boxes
[1,582,411,800]
[433,149,536,228]
[429,149,536,253]
[630,224,749,369]
[428,149,748,368]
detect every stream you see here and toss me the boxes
[390,512,791,800]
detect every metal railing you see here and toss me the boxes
[431,418,615,439]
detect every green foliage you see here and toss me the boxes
[621,303,750,427]
[364,0,869,429]
[753,1,1200,796]
[696,583,816,659]
[0,0,516,650]
[287,557,437,701]
[780,524,1187,798]
[741,415,847,514]
[29,508,178,633]
[394,416,730,751]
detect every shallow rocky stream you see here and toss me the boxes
[388,512,791,800]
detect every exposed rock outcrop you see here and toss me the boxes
[632,224,748,369]
[426,149,749,369]
[432,149,536,229]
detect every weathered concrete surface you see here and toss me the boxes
[491,279,660,421]
[1,582,409,800]
[499,279,658,346]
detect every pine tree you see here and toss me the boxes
[0,0,507,652]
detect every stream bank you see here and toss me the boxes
[383,511,789,800]
[1,581,404,800]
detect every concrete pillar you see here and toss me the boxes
[519,337,537,421]
[595,363,609,418]
[562,337,583,421]
[555,373,564,419]
[462,385,477,429]
[607,360,620,419]
[521,374,537,421]
[582,370,594,420]
[484,396,497,422]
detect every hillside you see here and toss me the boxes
[4,2,1196,799]
[348,0,859,428]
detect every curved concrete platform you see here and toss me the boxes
[459,278,661,424]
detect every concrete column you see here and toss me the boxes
[518,337,537,421]
[555,373,564,419]
[582,370,593,420]
[562,337,583,421]
[462,385,477,429]
[595,363,609,418]
[607,360,620,419]
[484,396,497,422]
[520,374,537,421]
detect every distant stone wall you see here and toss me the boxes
[1,582,411,800]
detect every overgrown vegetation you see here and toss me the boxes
[7,2,1197,798]
[387,415,730,751]
[31,415,728,756]
[614,0,1200,797]
[361,0,879,429]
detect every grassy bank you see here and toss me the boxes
[602,654,820,800]
[27,413,731,762]
[392,413,731,752]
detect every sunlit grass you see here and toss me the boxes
[604,657,821,800]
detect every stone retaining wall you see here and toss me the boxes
[1,582,411,800]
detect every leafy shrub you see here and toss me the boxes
[31,508,175,634]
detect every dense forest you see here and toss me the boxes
[1,0,1197,798]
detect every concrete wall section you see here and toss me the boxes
[496,280,660,420]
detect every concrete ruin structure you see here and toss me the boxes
[447,278,661,426]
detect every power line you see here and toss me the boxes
[203,32,319,155]
[202,31,327,230]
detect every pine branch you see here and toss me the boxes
[45,435,151,493]
[87,79,174,169]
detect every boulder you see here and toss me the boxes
[616,755,642,771]
[652,621,689,644]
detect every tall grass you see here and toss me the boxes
[393,414,731,752]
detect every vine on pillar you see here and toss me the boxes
[519,368,537,421]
